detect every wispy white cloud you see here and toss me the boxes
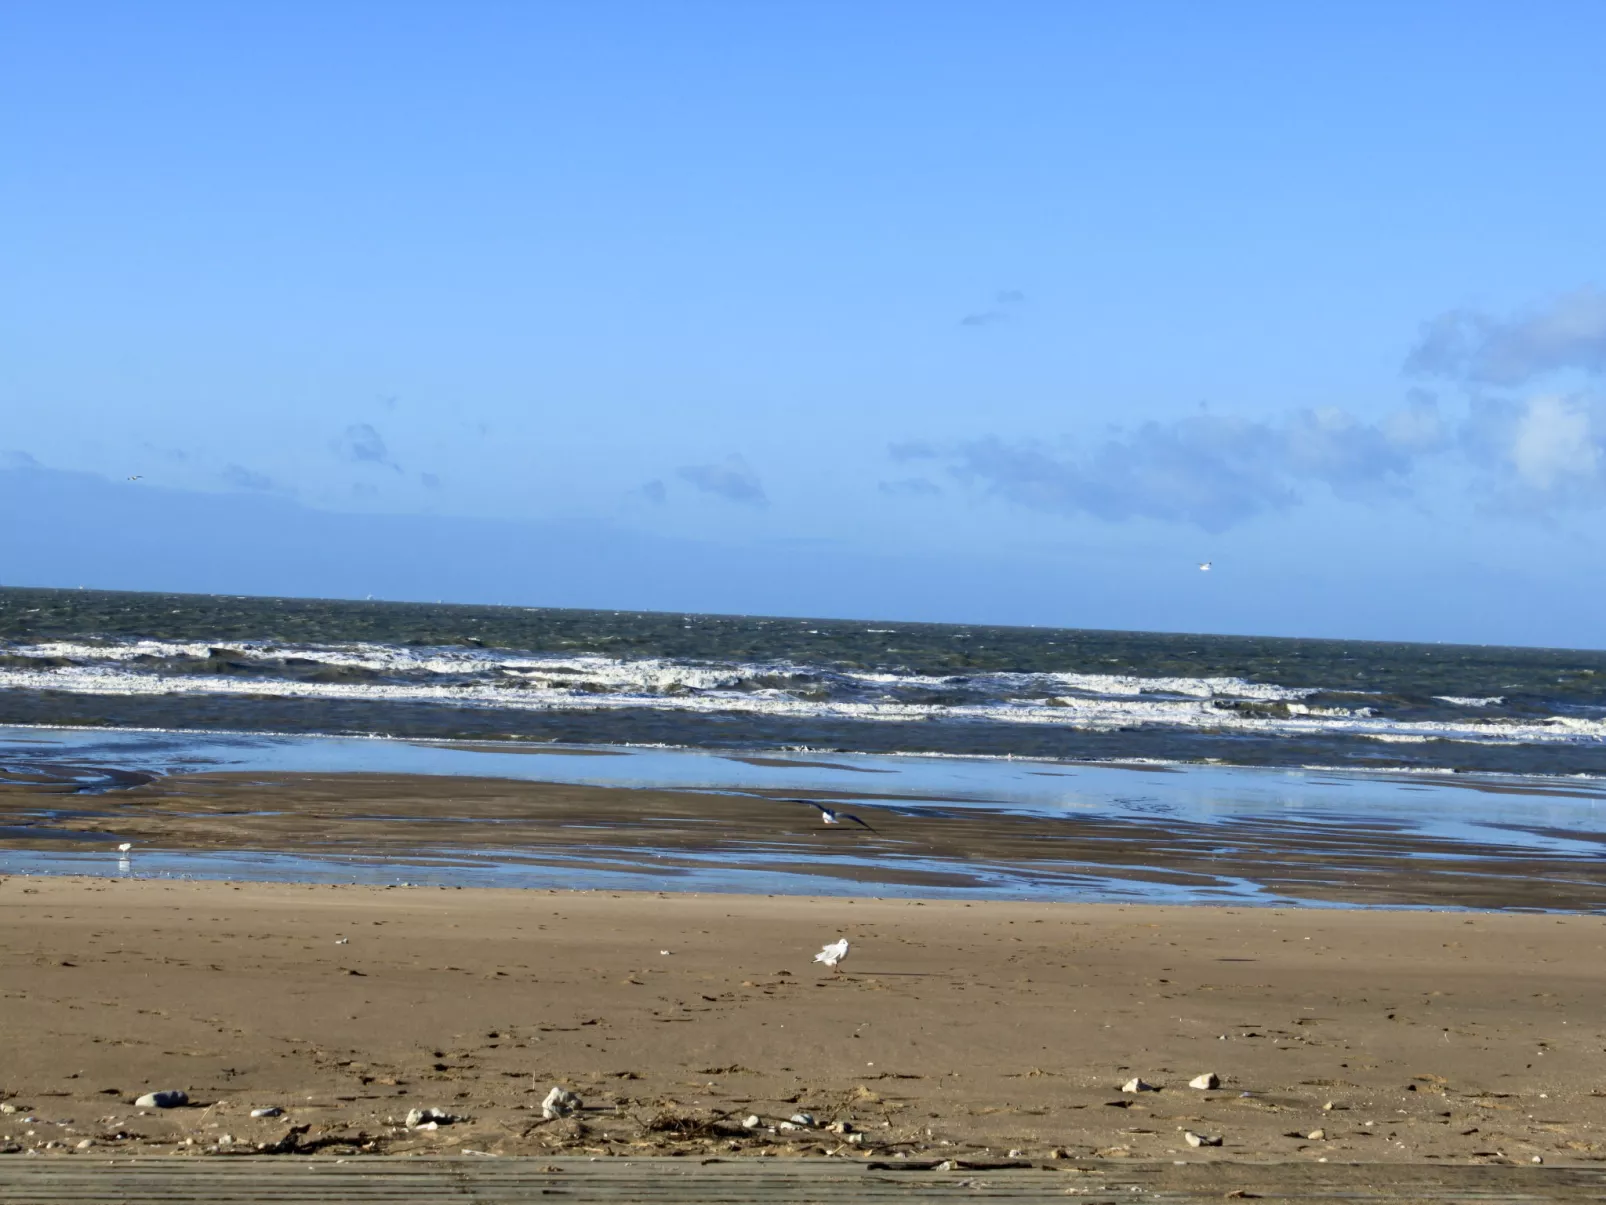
[1461,393,1606,510]
[1406,290,1606,509]
[677,456,767,506]
[221,463,277,491]
[878,476,943,497]
[1407,289,1606,386]
[334,423,400,471]
[894,290,1606,530]
[960,289,1027,328]
[899,401,1443,532]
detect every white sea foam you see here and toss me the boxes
[3,638,1605,747]
[12,639,1320,703]
[1434,695,1506,708]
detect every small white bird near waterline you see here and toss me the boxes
[117,842,132,853]
[789,799,877,833]
[814,938,850,971]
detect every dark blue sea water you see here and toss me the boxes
[3,586,1604,774]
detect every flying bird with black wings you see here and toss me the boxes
[790,799,878,833]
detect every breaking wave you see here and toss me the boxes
[4,638,1605,749]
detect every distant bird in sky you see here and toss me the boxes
[814,938,850,971]
[126,475,142,482]
[1198,561,1212,572]
[791,799,877,833]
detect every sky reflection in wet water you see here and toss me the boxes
[3,724,1604,901]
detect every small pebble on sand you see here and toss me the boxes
[133,1091,188,1109]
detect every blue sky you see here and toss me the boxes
[4,2,1605,645]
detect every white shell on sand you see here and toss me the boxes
[1121,1077,1155,1093]
[1188,1073,1220,1090]
[542,1086,581,1120]
[1184,1130,1222,1147]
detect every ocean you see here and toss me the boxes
[3,585,1604,775]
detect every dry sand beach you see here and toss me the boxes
[7,745,1606,1201]
[3,876,1605,1167]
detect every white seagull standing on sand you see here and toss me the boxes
[814,938,850,971]
[790,799,877,833]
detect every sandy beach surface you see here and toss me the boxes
[3,876,1604,1167]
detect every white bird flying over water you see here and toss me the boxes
[791,799,877,833]
[814,938,850,970]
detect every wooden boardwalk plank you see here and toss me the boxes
[0,1157,1603,1204]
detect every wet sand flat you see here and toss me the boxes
[8,770,1606,908]
[2,877,1605,1165]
